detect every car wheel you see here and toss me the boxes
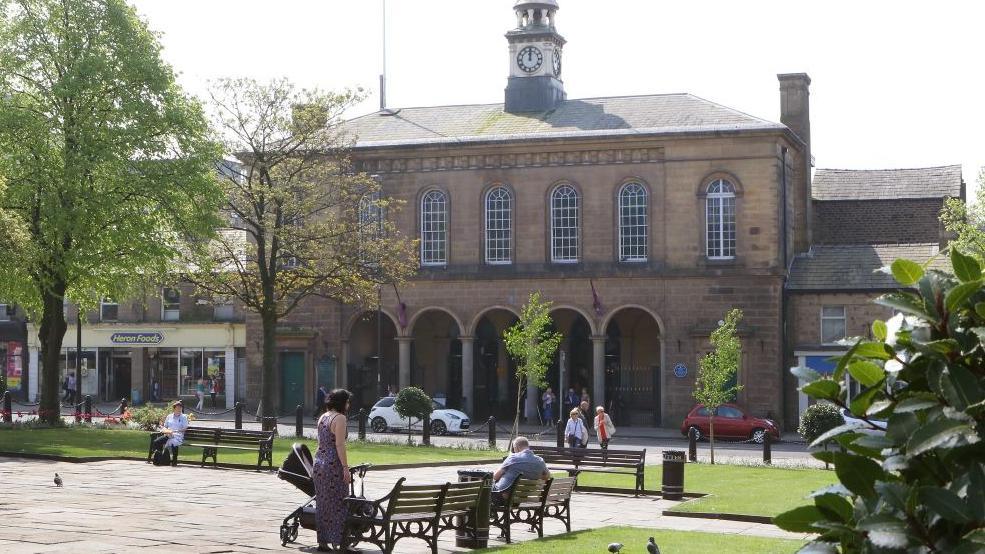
[688,426,703,441]
[430,420,447,436]
[371,417,388,433]
[751,428,766,444]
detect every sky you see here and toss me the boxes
[129,0,983,194]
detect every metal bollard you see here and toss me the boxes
[235,402,243,430]
[487,416,496,449]
[423,414,431,446]
[295,404,304,438]
[2,391,10,423]
[556,419,564,448]
[84,395,92,423]
[688,427,697,462]
[763,430,772,465]
[358,408,367,440]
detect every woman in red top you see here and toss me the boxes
[593,406,616,450]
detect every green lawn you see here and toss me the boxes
[477,526,806,554]
[0,427,500,466]
[571,463,834,518]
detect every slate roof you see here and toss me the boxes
[812,166,964,201]
[787,243,949,291]
[343,94,786,148]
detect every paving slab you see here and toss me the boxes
[0,456,806,553]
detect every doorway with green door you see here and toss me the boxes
[280,352,306,413]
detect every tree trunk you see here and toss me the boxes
[260,310,278,432]
[709,415,716,465]
[38,281,68,425]
[511,374,525,446]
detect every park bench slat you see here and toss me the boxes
[147,426,274,470]
[529,445,646,495]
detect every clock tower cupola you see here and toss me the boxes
[505,0,567,113]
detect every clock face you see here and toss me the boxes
[517,46,543,73]
[552,49,562,77]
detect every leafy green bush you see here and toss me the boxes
[128,405,169,431]
[776,249,985,552]
[797,402,845,444]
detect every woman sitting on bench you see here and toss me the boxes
[152,400,189,458]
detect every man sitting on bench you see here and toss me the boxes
[492,436,550,504]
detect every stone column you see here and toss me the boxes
[460,336,475,415]
[397,337,412,389]
[339,339,349,388]
[28,348,39,402]
[224,347,236,408]
[592,335,606,411]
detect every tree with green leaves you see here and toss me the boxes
[503,292,562,440]
[940,167,985,259]
[776,249,985,552]
[693,308,743,464]
[0,0,222,424]
[188,78,416,429]
[394,386,432,445]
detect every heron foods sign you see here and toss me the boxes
[110,332,165,345]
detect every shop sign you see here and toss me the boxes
[110,332,165,345]
[6,342,22,391]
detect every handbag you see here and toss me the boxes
[153,447,171,466]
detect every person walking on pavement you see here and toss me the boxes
[564,387,579,416]
[577,401,592,447]
[564,408,588,449]
[66,373,76,405]
[195,378,206,411]
[594,405,616,450]
[541,387,555,424]
[209,378,218,408]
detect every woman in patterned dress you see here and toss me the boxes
[313,388,352,551]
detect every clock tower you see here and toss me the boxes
[504,0,567,113]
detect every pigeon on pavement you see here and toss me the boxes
[647,536,660,554]
[607,543,623,553]
[53,473,63,487]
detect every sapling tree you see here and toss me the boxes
[693,308,744,464]
[503,292,562,441]
[393,386,432,445]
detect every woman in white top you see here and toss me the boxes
[593,405,616,450]
[152,400,190,454]
[564,408,588,448]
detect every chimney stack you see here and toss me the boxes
[778,73,812,252]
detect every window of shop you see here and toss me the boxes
[821,306,847,344]
[162,288,180,321]
[100,298,119,322]
[180,348,205,396]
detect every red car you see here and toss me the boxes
[680,404,780,444]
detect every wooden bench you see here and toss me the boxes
[529,445,646,496]
[489,477,575,544]
[342,477,488,554]
[147,426,274,470]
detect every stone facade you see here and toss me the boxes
[812,198,946,245]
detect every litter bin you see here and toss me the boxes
[456,469,492,548]
[662,450,686,500]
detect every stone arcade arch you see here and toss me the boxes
[408,309,463,409]
[470,307,520,421]
[346,311,399,410]
[602,306,664,427]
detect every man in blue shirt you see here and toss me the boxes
[493,436,549,495]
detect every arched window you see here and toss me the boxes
[420,190,448,266]
[618,182,648,262]
[359,191,383,238]
[706,179,736,259]
[551,184,580,263]
[485,186,512,264]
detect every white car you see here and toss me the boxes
[842,409,887,435]
[368,397,471,435]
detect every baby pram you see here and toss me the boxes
[277,443,372,546]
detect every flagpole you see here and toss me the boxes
[380,0,387,110]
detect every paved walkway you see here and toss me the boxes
[0,456,804,553]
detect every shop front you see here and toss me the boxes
[25,323,245,408]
